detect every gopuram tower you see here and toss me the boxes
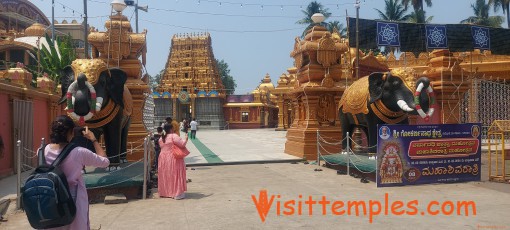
[155,33,226,129]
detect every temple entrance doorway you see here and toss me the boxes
[179,103,191,121]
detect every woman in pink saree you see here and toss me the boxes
[158,123,189,199]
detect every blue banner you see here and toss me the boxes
[377,22,400,47]
[472,26,490,50]
[376,124,481,187]
[425,25,448,49]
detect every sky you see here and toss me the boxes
[30,0,507,94]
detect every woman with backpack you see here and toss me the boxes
[43,115,110,229]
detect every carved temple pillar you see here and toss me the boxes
[423,49,471,124]
[172,98,177,118]
[276,95,285,131]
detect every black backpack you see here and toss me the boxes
[21,143,77,229]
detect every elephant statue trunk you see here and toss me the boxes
[339,68,436,154]
[73,74,92,117]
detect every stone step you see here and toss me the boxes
[104,194,127,205]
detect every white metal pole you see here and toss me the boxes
[346,132,350,176]
[142,137,147,200]
[316,130,320,170]
[16,140,21,209]
[38,138,45,166]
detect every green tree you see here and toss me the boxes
[407,9,434,23]
[326,21,347,37]
[216,59,237,95]
[149,69,164,91]
[375,0,410,21]
[489,0,510,27]
[296,1,332,37]
[34,34,76,87]
[461,0,504,27]
[401,0,432,23]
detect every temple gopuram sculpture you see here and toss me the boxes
[155,33,226,129]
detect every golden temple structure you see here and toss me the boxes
[223,73,278,129]
[155,33,226,129]
[88,13,148,161]
[279,22,348,160]
[276,20,510,160]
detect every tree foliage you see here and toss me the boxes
[461,0,504,27]
[296,1,332,37]
[216,59,237,95]
[326,21,347,37]
[375,0,410,21]
[407,9,434,23]
[489,0,510,28]
[38,34,76,84]
[149,69,164,91]
[401,0,432,23]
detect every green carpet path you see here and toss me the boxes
[190,136,224,163]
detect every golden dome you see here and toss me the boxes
[251,87,261,95]
[258,73,275,92]
[25,23,50,37]
[376,53,386,62]
[277,73,288,85]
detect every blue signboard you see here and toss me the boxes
[377,124,481,187]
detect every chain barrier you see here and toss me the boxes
[22,147,39,159]
[316,130,377,174]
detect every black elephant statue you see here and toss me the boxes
[59,59,132,167]
[339,68,436,153]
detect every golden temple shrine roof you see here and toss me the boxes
[24,23,50,37]
[258,73,274,92]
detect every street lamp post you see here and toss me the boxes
[51,0,55,42]
[124,0,148,33]
[84,0,88,58]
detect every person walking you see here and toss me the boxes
[153,127,163,168]
[190,118,198,139]
[158,124,189,199]
[182,119,189,134]
[43,115,109,230]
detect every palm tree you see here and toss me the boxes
[375,0,410,21]
[326,21,347,37]
[407,9,434,23]
[401,0,432,23]
[401,0,432,11]
[296,1,332,37]
[461,0,504,27]
[489,0,510,28]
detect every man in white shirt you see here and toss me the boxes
[190,118,198,139]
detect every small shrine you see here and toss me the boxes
[223,73,278,129]
[284,14,349,160]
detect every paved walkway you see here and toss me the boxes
[2,129,509,229]
[3,162,510,229]
[183,129,301,165]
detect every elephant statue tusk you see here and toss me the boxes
[397,100,414,112]
[96,97,104,111]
